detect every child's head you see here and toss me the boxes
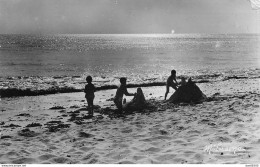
[120,77,127,85]
[137,87,142,94]
[86,76,92,83]
[171,70,176,76]
[181,77,186,82]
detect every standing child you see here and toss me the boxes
[164,70,178,100]
[114,77,135,114]
[84,76,95,116]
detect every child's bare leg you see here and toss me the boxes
[90,99,94,116]
[164,86,169,100]
[86,98,89,111]
[89,105,92,115]
[114,99,123,114]
[87,98,94,116]
[90,106,93,116]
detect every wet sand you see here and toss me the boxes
[0,78,260,164]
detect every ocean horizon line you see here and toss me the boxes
[0,33,259,36]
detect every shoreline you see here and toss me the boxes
[0,78,260,164]
[1,73,259,98]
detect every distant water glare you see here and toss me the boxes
[0,34,259,97]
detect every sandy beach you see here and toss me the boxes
[0,78,259,164]
[0,0,259,164]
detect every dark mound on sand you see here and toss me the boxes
[1,135,12,139]
[16,113,31,117]
[168,78,207,103]
[79,132,94,138]
[44,121,70,132]
[26,123,42,127]
[18,129,38,137]
[123,87,157,113]
[3,124,21,128]
[49,106,65,110]
[123,88,147,112]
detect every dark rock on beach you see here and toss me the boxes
[1,135,12,139]
[58,110,66,113]
[16,113,31,117]
[26,123,42,127]
[49,106,65,110]
[168,78,207,104]
[79,132,94,138]
[74,120,84,125]
[70,105,80,109]
[75,108,88,112]
[3,124,21,128]
[68,110,80,114]
[18,129,38,137]
[44,121,70,132]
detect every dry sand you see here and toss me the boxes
[0,78,259,164]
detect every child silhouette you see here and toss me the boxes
[113,77,135,114]
[165,70,178,100]
[84,76,96,116]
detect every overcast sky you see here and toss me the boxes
[0,0,259,34]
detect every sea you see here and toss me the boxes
[0,34,259,97]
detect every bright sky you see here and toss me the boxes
[0,0,259,34]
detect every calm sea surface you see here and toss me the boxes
[0,34,259,96]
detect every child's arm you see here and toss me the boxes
[124,87,135,96]
[173,76,177,83]
[84,85,87,93]
[93,84,96,92]
[173,77,180,86]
